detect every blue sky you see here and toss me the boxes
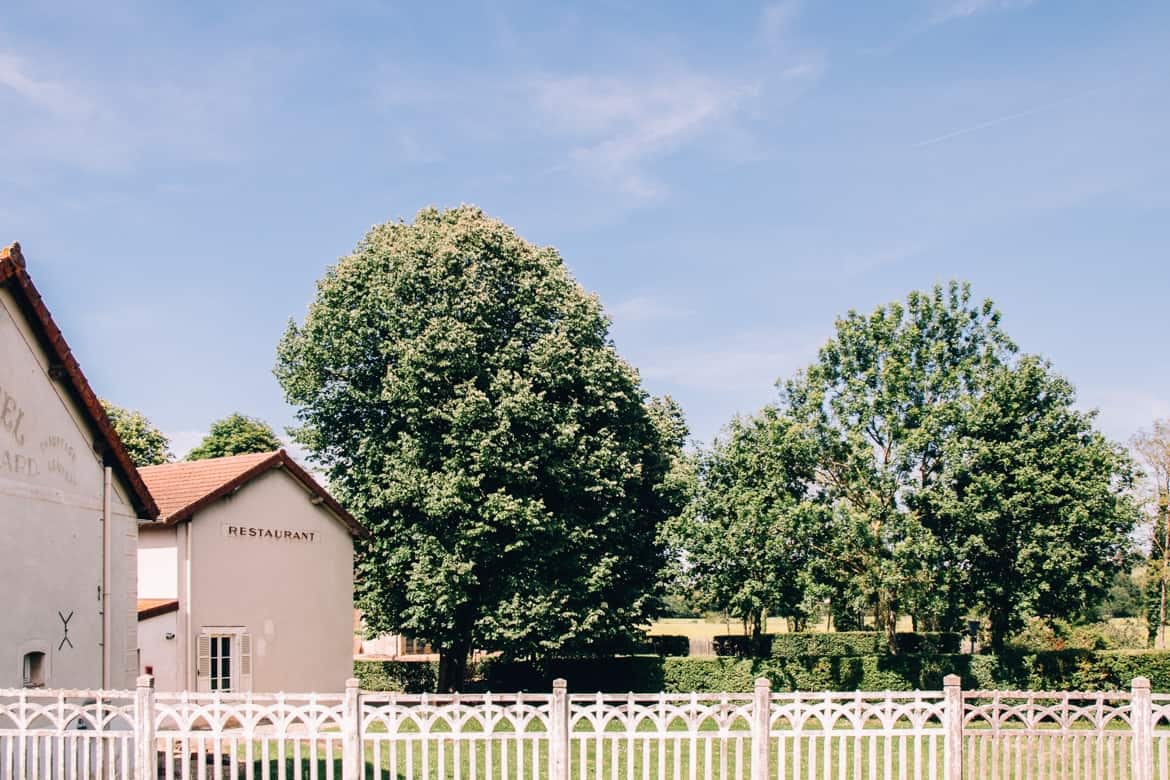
[2,0,1167,456]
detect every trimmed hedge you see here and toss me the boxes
[712,632,961,658]
[356,650,1170,693]
[641,635,690,657]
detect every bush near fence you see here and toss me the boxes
[711,631,961,658]
[356,649,1170,693]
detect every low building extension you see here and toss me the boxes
[136,450,363,693]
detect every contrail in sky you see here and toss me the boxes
[912,87,1101,149]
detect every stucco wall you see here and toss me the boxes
[0,288,140,689]
[138,610,179,691]
[186,468,354,693]
[138,525,178,599]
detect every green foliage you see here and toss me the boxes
[665,408,825,637]
[186,413,282,460]
[783,282,1016,643]
[356,651,1170,693]
[100,399,172,467]
[641,635,690,657]
[353,660,438,693]
[711,632,960,658]
[278,207,687,690]
[1007,618,1148,651]
[926,356,1140,649]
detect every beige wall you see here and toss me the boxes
[179,468,354,693]
[138,610,180,691]
[0,288,140,690]
[138,525,178,599]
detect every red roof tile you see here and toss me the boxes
[138,450,365,536]
[0,243,159,518]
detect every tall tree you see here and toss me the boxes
[782,281,1015,647]
[101,399,172,467]
[926,357,1139,651]
[276,206,685,690]
[187,413,283,460]
[1132,420,1170,646]
[667,407,826,639]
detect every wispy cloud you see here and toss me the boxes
[531,73,759,200]
[0,45,286,171]
[929,0,1037,25]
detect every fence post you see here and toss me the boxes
[751,677,771,780]
[943,674,962,780]
[550,678,569,780]
[134,674,155,780]
[1134,676,1153,780]
[343,677,362,780]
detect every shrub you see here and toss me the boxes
[642,635,691,657]
[356,650,1170,693]
[713,632,961,658]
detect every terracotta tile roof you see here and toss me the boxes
[137,599,179,620]
[139,450,365,536]
[0,243,159,518]
[139,451,275,519]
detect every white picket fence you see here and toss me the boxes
[1,674,1167,779]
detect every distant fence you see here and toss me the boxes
[1,675,1167,779]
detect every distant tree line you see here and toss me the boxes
[664,282,1141,652]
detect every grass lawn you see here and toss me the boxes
[155,718,1157,780]
[644,616,916,641]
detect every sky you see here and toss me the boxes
[1,0,1168,457]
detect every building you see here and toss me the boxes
[136,450,363,692]
[0,243,158,690]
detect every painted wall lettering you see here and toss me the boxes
[0,449,38,477]
[222,524,318,542]
[0,383,27,445]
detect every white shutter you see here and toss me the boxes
[196,633,211,692]
[238,632,253,692]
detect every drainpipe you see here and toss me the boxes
[184,520,193,690]
[102,466,113,688]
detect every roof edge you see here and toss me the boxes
[0,242,160,519]
[154,450,366,537]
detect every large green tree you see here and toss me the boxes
[276,206,686,690]
[926,357,1139,650]
[186,413,282,460]
[101,399,172,467]
[667,407,825,639]
[783,282,1015,645]
[1132,421,1170,646]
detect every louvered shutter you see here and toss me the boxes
[196,633,211,692]
[238,633,253,692]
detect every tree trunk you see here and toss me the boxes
[437,635,474,692]
[988,606,1011,654]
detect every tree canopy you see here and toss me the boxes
[666,407,825,638]
[186,413,283,460]
[101,399,172,467]
[782,281,1016,643]
[276,206,687,690]
[669,281,1140,651]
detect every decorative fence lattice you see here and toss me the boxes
[0,675,1163,779]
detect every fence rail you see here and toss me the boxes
[0,675,1160,779]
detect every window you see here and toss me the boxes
[197,628,251,692]
[22,651,45,688]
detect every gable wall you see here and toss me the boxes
[186,468,354,692]
[0,287,140,689]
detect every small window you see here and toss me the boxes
[210,635,232,691]
[22,651,46,688]
[197,628,252,692]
